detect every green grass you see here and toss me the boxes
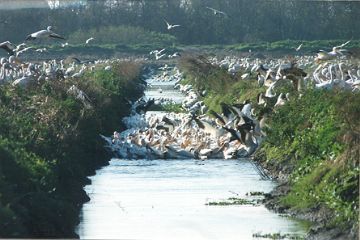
[148,103,184,113]
[178,55,266,113]
[192,39,360,53]
[68,25,176,46]
[258,90,359,230]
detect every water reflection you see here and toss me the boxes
[77,159,306,239]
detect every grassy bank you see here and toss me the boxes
[191,39,360,53]
[0,62,144,237]
[256,90,359,238]
[178,56,359,239]
[5,39,359,61]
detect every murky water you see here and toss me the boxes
[77,159,306,239]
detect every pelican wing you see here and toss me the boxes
[335,40,351,49]
[50,33,66,40]
[0,43,14,55]
[209,110,226,125]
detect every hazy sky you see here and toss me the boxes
[0,0,84,10]
[0,0,48,9]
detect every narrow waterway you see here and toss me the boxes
[76,65,308,239]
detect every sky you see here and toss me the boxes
[0,0,84,10]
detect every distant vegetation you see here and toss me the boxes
[0,62,143,237]
[0,0,358,45]
[68,25,176,45]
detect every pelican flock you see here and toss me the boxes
[0,27,358,161]
[101,41,359,160]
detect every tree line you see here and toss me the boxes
[0,0,359,45]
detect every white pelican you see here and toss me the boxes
[206,6,227,16]
[295,43,303,51]
[85,37,94,45]
[26,26,65,41]
[315,40,351,62]
[164,20,180,30]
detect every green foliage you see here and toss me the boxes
[258,90,360,230]
[179,56,264,113]
[0,62,143,237]
[148,103,184,113]
[68,25,176,45]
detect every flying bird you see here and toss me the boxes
[295,43,303,51]
[315,40,352,62]
[206,6,227,16]
[26,26,66,41]
[16,47,34,57]
[85,37,95,45]
[164,20,181,30]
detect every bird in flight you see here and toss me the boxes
[315,40,352,62]
[206,7,227,16]
[85,37,95,45]
[295,43,303,51]
[164,20,180,30]
[26,26,65,41]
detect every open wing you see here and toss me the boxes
[0,43,14,55]
[50,33,66,40]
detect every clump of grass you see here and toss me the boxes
[178,55,266,113]
[206,197,258,206]
[253,232,304,239]
[246,191,265,196]
[148,103,184,113]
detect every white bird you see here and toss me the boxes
[85,37,94,45]
[164,20,181,30]
[35,48,47,53]
[61,42,69,47]
[16,46,34,57]
[315,40,351,62]
[295,43,303,51]
[155,53,166,60]
[26,26,65,41]
[206,6,227,16]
